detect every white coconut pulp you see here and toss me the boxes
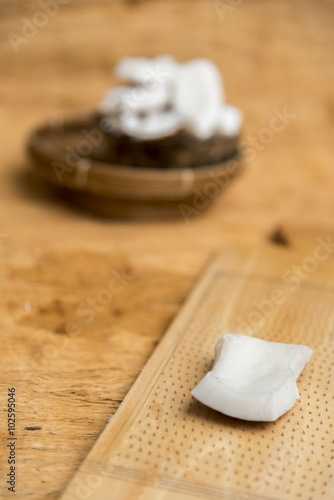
[99,56,243,140]
[191,334,313,422]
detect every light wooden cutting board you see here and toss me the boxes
[61,244,334,500]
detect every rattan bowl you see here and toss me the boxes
[27,114,243,219]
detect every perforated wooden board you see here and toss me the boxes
[62,245,334,500]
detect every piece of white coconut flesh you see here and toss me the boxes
[99,56,243,140]
[191,334,313,422]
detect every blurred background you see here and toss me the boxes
[1,0,333,230]
[0,1,333,498]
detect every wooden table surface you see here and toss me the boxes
[0,1,333,498]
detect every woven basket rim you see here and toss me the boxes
[27,113,242,201]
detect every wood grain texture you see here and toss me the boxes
[0,0,333,498]
[61,244,334,500]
